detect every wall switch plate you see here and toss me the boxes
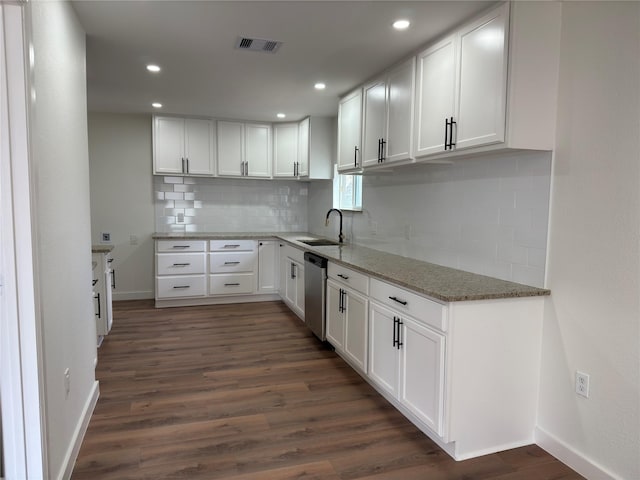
[576,371,590,398]
[101,232,111,243]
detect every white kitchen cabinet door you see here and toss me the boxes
[326,281,344,350]
[273,123,299,177]
[337,89,362,171]
[368,302,400,397]
[245,124,271,177]
[385,57,414,164]
[361,79,386,168]
[455,3,508,150]
[414,36,457,157]
[278,243,287,296]
[297,117,309,177]
[217,121,244,176]
[154,116,185,174]
[184,118,214,175]
[400,316,446,436]
[257,241,278,293]
[284,259,304,319]
[343,289,368,373]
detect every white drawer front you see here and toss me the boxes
[157,240,206,253]
[370,278,447,332]
[285,245,304,264]
[328,262,369,295]
[209,252,256,273]
[209,240,256,252]
[157,275,206,298]
[209,273,255,295]
[157,253,206,275]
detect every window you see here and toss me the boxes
[333,165,362,211]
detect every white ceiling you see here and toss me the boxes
[72,1,495,122]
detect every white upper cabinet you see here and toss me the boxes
[337,88,362,172]
[217,121,271,177]
[297,117,309,177]
[414,2,561,160]
[361,57,415,169]
[153,116,215,176]
[455,4,508,150]
[273,122,299,177]
[414,35,457,157]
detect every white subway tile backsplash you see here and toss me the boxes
[173,184,192,193]
[163,176,184,184]
[165,191,184,200]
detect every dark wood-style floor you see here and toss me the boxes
[72,300,583,480]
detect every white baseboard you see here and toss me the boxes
[112,290,153,301]
[535,426,623,480]
[58,381,99,480]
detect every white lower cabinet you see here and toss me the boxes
[92,251,114,341]
[156,240,207,300]
[281,244,305,320]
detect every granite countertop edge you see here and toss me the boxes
[153,232,551,303]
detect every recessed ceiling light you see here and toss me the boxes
[393,19,411,30]
[146,64,161,73]
[151,102,162,108]
[314,82,326,90]
[277,113,286,119]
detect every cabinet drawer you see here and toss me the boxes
[285,245,305,264]
[209,252,256,273]
[370,278,447,332]
[328,262,369,295]
[209,240,256,252]
[209,273,255,295]
[157,253,206,275]
[157,275,206,298]
[157,240,206,253]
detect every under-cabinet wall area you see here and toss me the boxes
[310,150,552,288]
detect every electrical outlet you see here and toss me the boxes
[575,371,590,398]
[101,232,111,243]
[64,368,71,398]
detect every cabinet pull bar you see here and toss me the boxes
[389,296,408,306]
[338,288,343,313]
[224,283,240,286]
[111,269,116,289]
[397,319,403,349]
[449,117,456,148]
[173,285,190,289]
[444,118,449,150]
[337,274,349,280]
[377,138,381,162]
[223,244,240,248]
[392,316,397,347]
[380,138,386,162]
[354,146,359,167]
[95,292,101,318]
[172,263,191,266]
[181,157,185,173]
[224,261,240,265]
[342,290,347,313]
[172,245,190,249]
[186,158,190,173]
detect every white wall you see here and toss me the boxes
[309,150,552,288]
[28,2,99,478]
[536,3,640,480]
[88,112,155,300]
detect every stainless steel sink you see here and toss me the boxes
[299,239,340,247]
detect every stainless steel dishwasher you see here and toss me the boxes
[304,252,328,341]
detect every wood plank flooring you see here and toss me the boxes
[72,300,583,480]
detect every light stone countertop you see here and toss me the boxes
[92,244,114,253]
[153,232,550,303]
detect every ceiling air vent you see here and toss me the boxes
[235,36,283,54]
